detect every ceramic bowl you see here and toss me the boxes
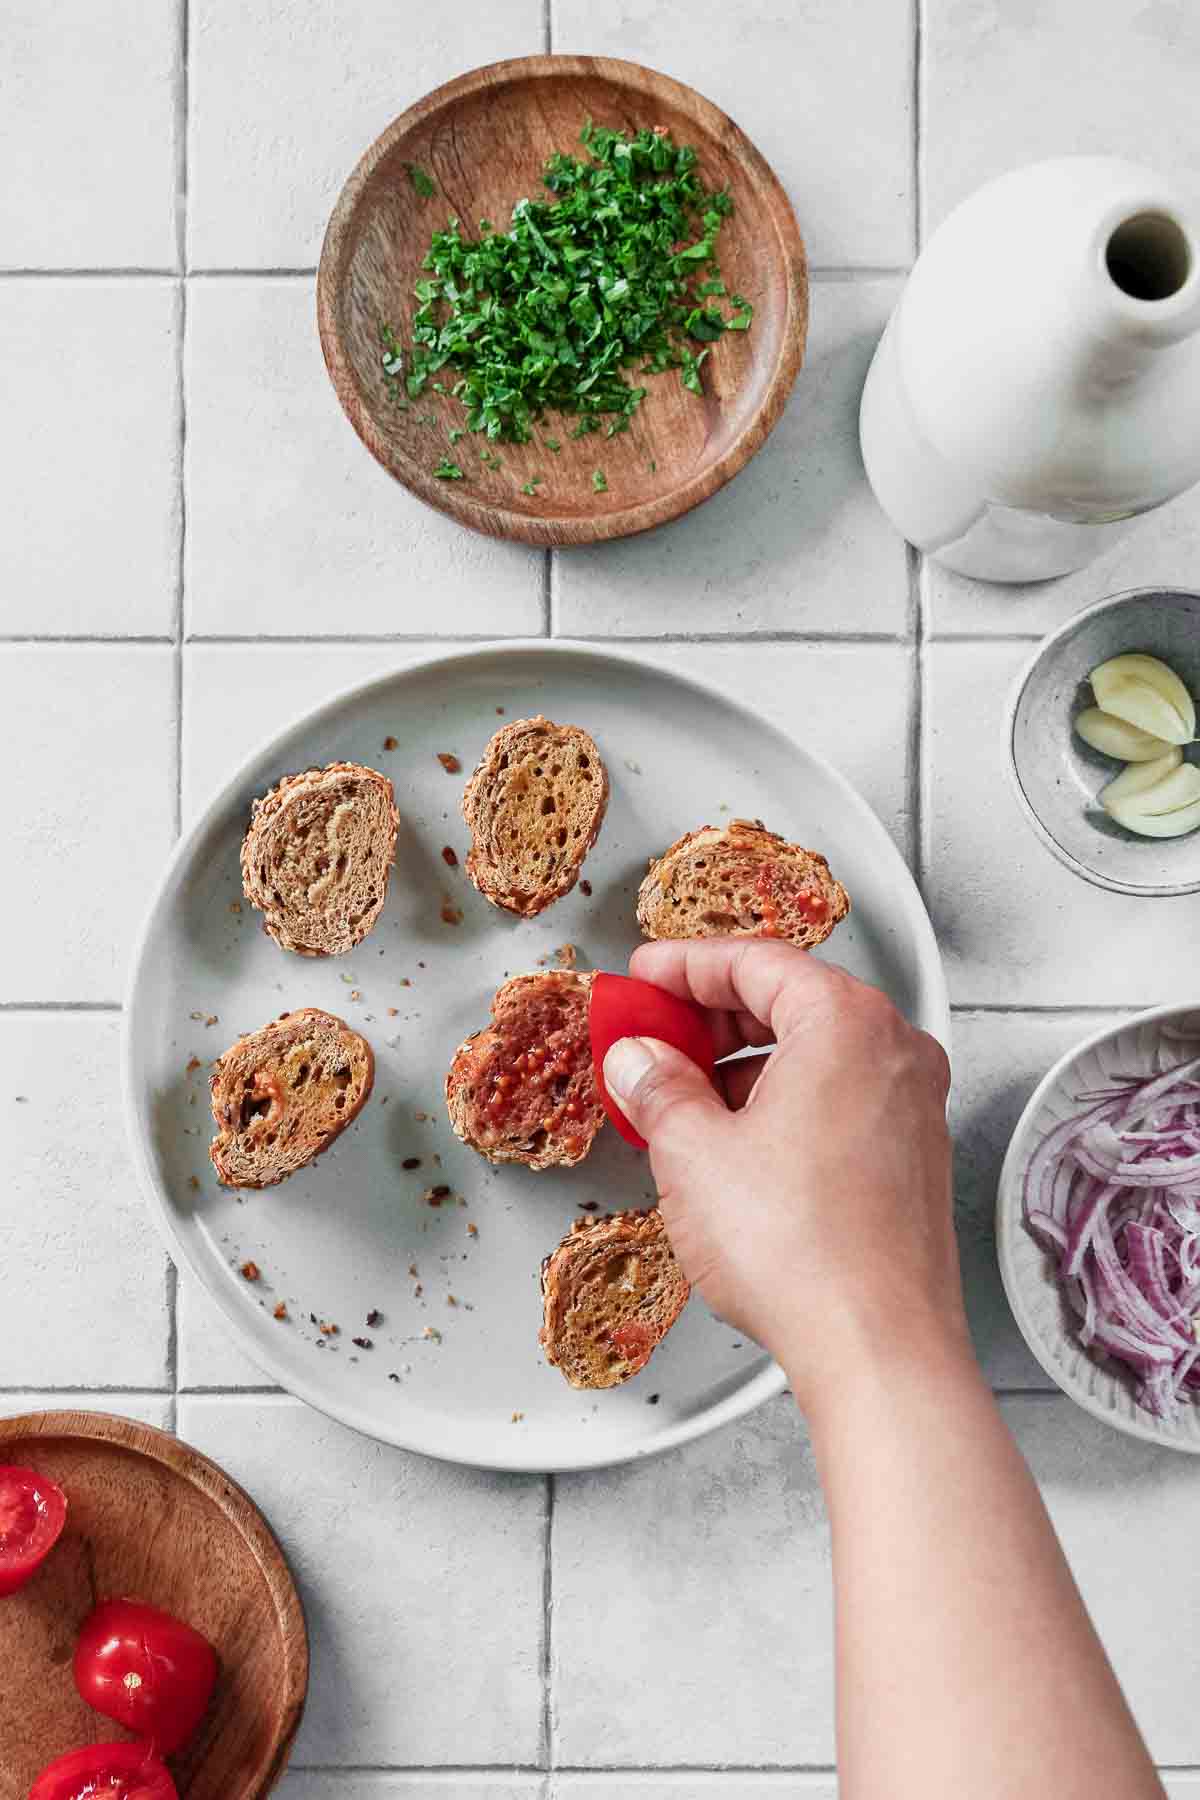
[997,1003,1200,1452]
[1007,586,1200,895]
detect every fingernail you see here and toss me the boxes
[603,1036,658,1100]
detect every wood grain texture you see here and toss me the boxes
[0,1411,307,1798]
[317,55,808,547]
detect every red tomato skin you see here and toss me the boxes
[589,972,716,1150]
[74,1597,218,1755]
[28,1740,178,1800]
[0,1464,68,1597]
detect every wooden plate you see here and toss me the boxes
[0,1411,307,1798]
[317,54,808,546]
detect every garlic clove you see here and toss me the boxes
[1092,675,1192,746]
[1100,747,1184,805]
[1131,760,1200,814]
[1091,653,1196,742]
[1074,707,1177,762]
[1104,792,1200,839]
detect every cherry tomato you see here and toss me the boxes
[28,1741,177,1800]
[74,1597,218,1755]
[0,1464,67,1597]
[589,971,716,1150]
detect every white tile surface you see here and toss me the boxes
[0,281,180,636]
[181,643,436,822]
[553,0,913,268]
[553,1397,834,1766]
[925,484,1200,639]
[0,1395,172,1430]
[949,1010,1139,1389]
[0,1016,169,1387]
[188,0,543,269]
[177,1395,546,1766]
[184,280,543,638]
[1,646,176,1003]
[554,280,908,639]
[923,0,1200,236]
[925,641,1200,1005]
[0,1,179,269]
[177,1268,278,1391]
[1005,1393,1200,1765]
[181,639,913,851]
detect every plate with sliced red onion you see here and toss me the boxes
[998,1004,1200,1450]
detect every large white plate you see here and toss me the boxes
[124,643,947,1472]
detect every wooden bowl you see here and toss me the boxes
[317,54,808,546]
[0,1411,307,1799]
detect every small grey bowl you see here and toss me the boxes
[1007,587,1200,896]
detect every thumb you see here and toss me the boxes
[602,1035,730,1155]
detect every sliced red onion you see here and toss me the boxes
[1023,1051,1200,1421]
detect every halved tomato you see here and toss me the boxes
[0,1464,67,1597]
[28,1741,177,1800]
[74,1596,218,1755]
[589,971,716,1150]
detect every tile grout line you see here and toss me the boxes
[912,0,924,258]
[165,0,191,1438]
[181,630,913,647]
[0,1386,173,1397]
[0,635,175,646]
[0,630,1050,647]
[0,264,910,283]
[1,999,122,1012]
[542,549,554,636]
[285,1764,845,1776]
[540,1473,556,1769]
[909,0,927,895]
[906,544,923,882]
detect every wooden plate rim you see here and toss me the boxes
[316,52,809,546]
[0,1408,309,1798]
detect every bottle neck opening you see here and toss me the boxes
[1106,210,1193,301]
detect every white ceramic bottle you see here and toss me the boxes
[860,156,1200,582]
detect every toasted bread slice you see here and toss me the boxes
[539,1208,690,1389]
[209,1008,374,1187]
[445,971,605,1171]
[241,762,399,956]
[637,818,850,950]
[462,717,608,917]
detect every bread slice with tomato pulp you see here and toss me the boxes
[636,817,849,949]
[539,1207,690,1389]
[209,1008,373,1187]
[445,970,605,1171]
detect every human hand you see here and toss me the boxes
[602,939,963,1407]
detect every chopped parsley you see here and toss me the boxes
[407,164,437,198]
[433,458,464,480]
[381,121,751,447]
[592,469,608,493]
[544,436,562,452]
[379,322,407,407]
[520,475,544,495]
